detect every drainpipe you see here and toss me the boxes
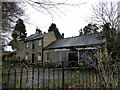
[41,37,44,63]
[78,50,79,64]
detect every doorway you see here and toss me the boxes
[68,52,78,67]
[32,53,34,63]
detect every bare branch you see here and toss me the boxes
[90,2,119,29]
[24,0,86,18]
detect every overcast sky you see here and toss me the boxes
[20,0,119,38]
[22,0,94,37]
[23,0,93,38]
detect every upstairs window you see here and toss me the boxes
[31,41,35,49]
[38,40,42,46]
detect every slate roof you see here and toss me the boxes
[45,34,105,50]
[25,30,63,41]
[25,33,45,41]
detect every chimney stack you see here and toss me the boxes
[62,33,64,38]
[36,28,42,34]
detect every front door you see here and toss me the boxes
[32,53,34,63]
[68,52,78,67]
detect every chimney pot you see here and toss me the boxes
[62,33,64,38]
[36,28,42,34]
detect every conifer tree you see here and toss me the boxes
[12,19,27,40]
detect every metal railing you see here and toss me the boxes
[2,61,120,89]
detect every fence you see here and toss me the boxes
[2,61,120,89]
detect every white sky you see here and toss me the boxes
[23,0,92,37]
[20,0,119,38]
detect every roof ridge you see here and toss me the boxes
[45,33,104,50]
[57,33,98,40]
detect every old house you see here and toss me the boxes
[10,23,64,63]
[45,33,107,66]
[10,22,108,64]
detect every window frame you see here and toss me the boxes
[38,53,42,61]
[31,41,35,49]
[38,39,42,46]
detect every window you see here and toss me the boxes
[18,56,20,60]
[56,51,61,62]
[38,40,41,46]
[38,53,41,61]
[46,53,50,61]
[32,53,35,63]
[26,42,29,48]
[31,42,35,49]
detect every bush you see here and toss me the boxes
[43,62,56,68]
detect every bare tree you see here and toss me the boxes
[90,2,120,59]
[91,2,119,29]
[23,0,86,18]
[80,48,120,88]
[87,3,120,86]
[1,1,24,44]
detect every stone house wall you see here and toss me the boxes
[13,30,62,63]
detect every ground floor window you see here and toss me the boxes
[55,51,68,62]
[38,53,41,61]
[55,51,61,62]
[25,55,28,60]
[78,49,98,66]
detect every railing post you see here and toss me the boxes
[8,65,16,89]
[43,65,45,89]
[62,61,65,89]
[118,67,120,89]
[32,64,34,90]
[41,37,44,63]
